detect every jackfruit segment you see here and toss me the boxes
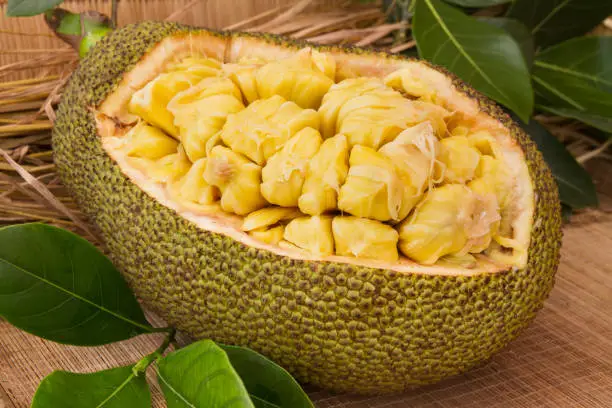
[261,127,322,207]
[127,145,191,184]
[378,121,442,200]
[384,68,437,102]
[242,206,303,232]
[118,52,522,266]
[122,122,179,160]
[168,77,244,162]
[284,216,334,257]
[332,216,399,262]
[128,71,208,138]
[256,48,335,109]
[249,225,285,245]
[298,134,349,215]
[397,184,500,265]
[220,95,320,166]
[167,158,219,206]
[203,146,266,215]
[338,145,407,222]
[320,79,451,149]
[436,136,482,184]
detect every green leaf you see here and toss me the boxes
[6,0,64,17]
[157,340,255,408]
[220,344,314,408]
[506,0,612,48]
[0,223,154,346]
[515,116,598,209]
[443,0,511,7]
[532,37,612,120]
[479,17,534,69]
[413,0,534,122]
[32,365,151,408]
[562,204,573,223]
[538,105,612,134]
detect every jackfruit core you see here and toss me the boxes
[98,47,531,273]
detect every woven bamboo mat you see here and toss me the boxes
[1,162,611,407]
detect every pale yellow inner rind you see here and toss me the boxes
[97,32,533,276]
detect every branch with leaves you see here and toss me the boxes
[0,223,314,407]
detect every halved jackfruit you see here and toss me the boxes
[57,23,561,395]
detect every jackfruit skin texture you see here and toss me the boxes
[53,21,562,394]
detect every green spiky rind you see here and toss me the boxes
[53,22,562,394]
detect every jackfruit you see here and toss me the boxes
[220,95,320,165]
[332,216,399,261]
[54,22,562,395]
[437,136,482,184]
[261,127,322,207]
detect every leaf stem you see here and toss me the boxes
[133,328,176,376]
[111,0,118,28]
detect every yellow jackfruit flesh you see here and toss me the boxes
[256,48,335,109]
[284,216,334,256]
[261,127,322,207]
[397,184,500,264]
[437,136,482,184]
[298,134,349,215]
[242,206,303,232]
[338,145,407,222]
[168,158,219,208]
[168,77,244,162]
[220,95,320,166]
[128,145,192,184]
[250,225,285,245]
[122,122,179,160]
[128,70,211,138]
[203,146,266,215]
[384,67,437,102]
[332,216,399,262]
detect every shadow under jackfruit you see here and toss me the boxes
[54,22,562,395]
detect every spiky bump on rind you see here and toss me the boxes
[53,21,562,394]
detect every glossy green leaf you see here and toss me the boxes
[413,0,533,122]
[538,105,612,134]
[533,37,612,120]
[515,116,598,209]
[479,17,534,69]
[443,0,510,7]
[157,340,255,408]
[32,364,151,408]
[220,344,314,408]
[0,223,153,345]
[506,0,612,48]
[6,0,64,17]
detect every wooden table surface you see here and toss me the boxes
[2,161,611,408]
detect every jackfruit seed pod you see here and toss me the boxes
[467,130,502,157]
[128,71,207,138]
[332,216,399,262]
[378,121,443,214]
[256,48,335,109]
[284,215,334,256]
[123,122,178,160]
[166,56,222,76]
[397,184,500,264]
[203,146,267,215]
[249,225,285,245]
[128,145,191,184]
[168,158,220,208]
[298,134,349,215]
[337,145,406,222]
[168,77,244,162]
[311,49,336,80]
[384,67,437,102]
[436,136,481,184]
[261,127,323,207]
[242,207,303,232]
[220,95,320,166]
[222,60,264,105]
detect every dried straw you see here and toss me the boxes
[0,0,610,237]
